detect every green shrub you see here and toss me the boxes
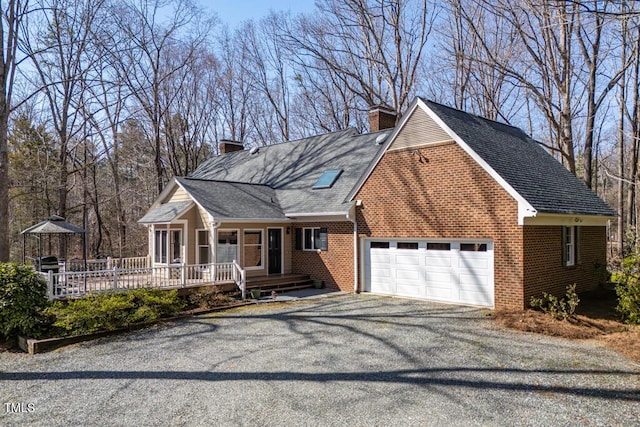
[0,263,51,339]
[530,284,580,321]
[611,253,640,324]
[45,288,185,336]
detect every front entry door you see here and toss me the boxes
[268,228,282,275]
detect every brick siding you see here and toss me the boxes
[355,143,526,308]
[291,222,355,292]
[523,226,607,303]
[287,140,607,309]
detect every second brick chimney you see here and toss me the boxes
[219,139,244,155]
[369,105,397,132]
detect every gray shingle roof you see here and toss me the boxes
[188,129,389,217]
[422,99,616,217]
[139,201,193,224]
[177,178,285,219]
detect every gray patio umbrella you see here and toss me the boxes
[21,215,87,271]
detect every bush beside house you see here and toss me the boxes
[0,263,51,339]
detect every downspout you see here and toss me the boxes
[347,203,359,294]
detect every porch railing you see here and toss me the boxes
[65,256,150,272]
[41,262,246,300]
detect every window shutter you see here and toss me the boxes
[576,226,581,265]
[561,226,567,266]
[295,228,302,250]
[319,227,328,251]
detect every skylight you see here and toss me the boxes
[312,169,343,189]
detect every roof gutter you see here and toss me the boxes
[346,203,359,294]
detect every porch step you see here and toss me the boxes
[245,274,314,294]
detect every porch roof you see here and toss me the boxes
[177,178,286,220]
[138,201,193,223]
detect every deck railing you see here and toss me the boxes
[41,262,245,300]
[65,256,150,272]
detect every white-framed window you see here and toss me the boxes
[196,229,210,265]
[564,226,576,267]
[243,229,263,269]
[302,227,328,251]
[217,229,238,263]
[154,228,182,264]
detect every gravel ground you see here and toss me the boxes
[0,295,639,426]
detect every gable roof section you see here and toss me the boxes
[139,200,193,224]
[349,98,615,223]
[421,99,616,218]
[177,178,285,220]
[189,128,388,216]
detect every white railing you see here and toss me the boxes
[42,262,245,300]
[65,256,151,272]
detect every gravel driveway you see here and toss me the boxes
[1,295,639,426]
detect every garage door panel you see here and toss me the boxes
[459,257,488,269]
[396,267,422,282]
[425,255,452,267]
[395,253,420,265]
[396,283,424,297]
[426,271,451,284]
[426,285,453,299]
[459,272,489,286]
[371,253,391,263]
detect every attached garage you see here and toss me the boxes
[362,239,494,307]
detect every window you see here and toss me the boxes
[397,242,419,250]
[171,230,181,263]
[427,242,451,251]
[154,229,182,264]
[155,230,167,263]
[217,230,238,263]
[312,169,343,189]
[197,230,210,265]
[564,226,576,267]
[370,241,390,249]
[460,243,487,252]
[299,227,328,251]
[244,230,263,269]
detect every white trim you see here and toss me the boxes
[524,213,613,227]
[267,227,285,275]
[195,229,211,265]
[302,227,327,251]
[346,98,538,225]
[216,218,292,223]
[416,99,537,224]
[565,226,576,267]
[243,229,265,271]
[152,221,187,265]
[285,211,349,217]
[216,228,239,264]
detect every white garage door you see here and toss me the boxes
[364,240,494,307]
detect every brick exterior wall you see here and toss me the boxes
[523,225,607,302]
[286,138,608,309]
[354,142,526,309]
[291,222,355,292]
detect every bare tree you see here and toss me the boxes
[112,0,212,194]
[0,0,28,261]
[286,0,437,117]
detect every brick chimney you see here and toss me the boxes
[219,139,244,155]
[369,105,397,132]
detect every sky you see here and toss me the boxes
[201,0,317,27]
